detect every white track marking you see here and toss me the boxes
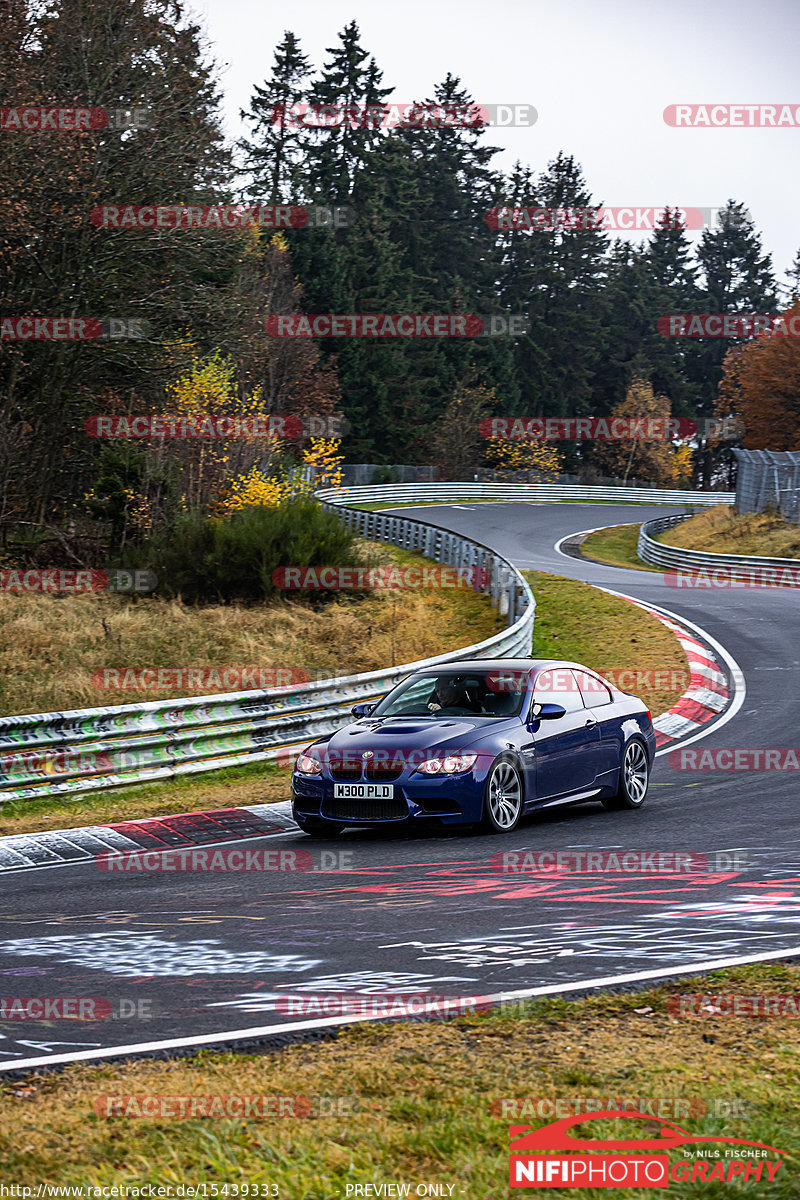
[2,943,799,1072]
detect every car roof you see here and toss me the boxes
[411,659,593,674]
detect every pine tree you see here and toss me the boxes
[303,21,392,202]
[379,74,517,455]
[499,153,609,420]
[621,211,701,412]
[691,200,778,412]
[690,200,777,484]
[239,32,313,203]
[785,248,800,303]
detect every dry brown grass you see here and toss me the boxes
[0,542,503,717]
[0,762,287,836]
[659,506,800,558]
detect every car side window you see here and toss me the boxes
[574,669,613,708]
[531,668,585,715]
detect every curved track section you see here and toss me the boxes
[1,502,797,1073]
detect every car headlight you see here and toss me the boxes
[295,753,323,775]
[416,754,478,775]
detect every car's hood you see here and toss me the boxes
[323,716,506,754]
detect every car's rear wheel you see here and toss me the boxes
[481,757,524,833]
[294,816,345,838]
[602,739,649,810]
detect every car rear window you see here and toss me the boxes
[573,669,613,708]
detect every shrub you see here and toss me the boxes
[131,498,361,605]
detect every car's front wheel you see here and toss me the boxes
[481,757,524,833]
[602,739,650,810]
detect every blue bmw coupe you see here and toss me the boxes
[291,659,657,836]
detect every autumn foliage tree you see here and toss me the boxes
[717,302,800,450]
[484,436,564,481]
[591,378,682,485]
[430,384,496,480]
[1,0,237,523]
[215,437,344,515]
[240,232,343,426]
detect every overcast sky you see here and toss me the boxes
[192,0,799,282]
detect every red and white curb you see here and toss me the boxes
[0,803,295,874]
[554,523,744,750]
[609,594,731,748]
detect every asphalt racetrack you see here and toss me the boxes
[2,502,799,1072]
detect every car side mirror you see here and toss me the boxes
[529,701,566,723]
[351,701,376,718]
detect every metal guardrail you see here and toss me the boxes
[0,502,534,804]
[315,482,736,507]
[637,513,800,578]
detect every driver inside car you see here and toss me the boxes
[427,678,475,715]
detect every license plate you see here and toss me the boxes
[332,783,394,799]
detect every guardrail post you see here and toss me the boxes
[506,583,516,626]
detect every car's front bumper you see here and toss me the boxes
[291,767,489,826]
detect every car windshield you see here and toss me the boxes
[372,668,529,718]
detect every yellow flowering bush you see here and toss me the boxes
[302,437,345,489]
[216,438,345,515]
[486,437,564,480]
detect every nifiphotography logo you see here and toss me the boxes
[508,1111,785,1187]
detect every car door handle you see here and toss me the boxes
[584,717,597,727]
